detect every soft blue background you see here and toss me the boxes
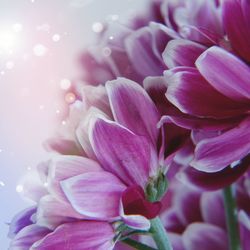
[0,0,145,248]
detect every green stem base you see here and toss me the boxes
[150,217,173,250]
[223,185,241,250]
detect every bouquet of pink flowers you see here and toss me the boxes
[8,0,250,249]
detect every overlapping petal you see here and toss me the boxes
[90,117,155,186]
[166,67,245,118]
[31,222,114,250]
[191,118,250,172]
[163,39,206,68]
[61,171,126,219]
[183,223,228,250]
[222,0,250,62]
[106,77,160,144]
[196,46,250,102]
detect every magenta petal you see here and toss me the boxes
[183,223,228,250]
[196,46,250,102]
[124,23,174,77]
[179,157,250,190]
[173,185,202,225]
[192,118,250,172]
[163,39,206,68]
[143,76,169,116]
[200,191,226,229]
[9,225,50,250]
[61,171,126,220]
[159,114,240,132]
[168,233,185,250]
[222,0,250,62]
[31,221,114,250]
[239,211,250,250]
[166,67,245,118]
[8,207,36,238]
[106,77,160,144]
[48,155,102,201]
[36,195,84,229]
[90,117,154,186]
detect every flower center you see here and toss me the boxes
[122,185,162,219]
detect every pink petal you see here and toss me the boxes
[222,0,250,62]
[173,185,202,225]
[106,77,160,144]
[61,171,126,220]
[166,67,247,118]
[10,225,50,250]
[90,117,154,187]
[200,191,226,229]
[36,195,84,230]
[183,223,228,250]
[159,114,241,132]
[192,118,250,172]
[76,107,110,160]
[163,39,206,68]
[239,210,250,250]
[196,46,250,102]
[179,157,250,190]
[31,221,114,250]
[124,24,174,77]
[143,76,169,116]
[168,233,185,250]
[8,207,36,238]
[48,155,102,201]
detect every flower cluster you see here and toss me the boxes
[9,0,250,249]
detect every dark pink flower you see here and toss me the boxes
[166,46,250,173]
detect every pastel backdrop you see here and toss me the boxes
[0,0,145,248]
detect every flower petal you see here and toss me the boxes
[200,191,226,229]
[90,117,154,186]
[31,222,114,250]
[173,185,202,225]
[196,46,250,102]
[166,67,247,118]
[61,171,126,220]
[48,155,102,201]
[36,195,84,230]
[163,39,206,68]
[124,24,174,78]
[239,210,250,250]
[158,114,240,132]
[106,77,160,144]
[183,223,228,250]
[222,0,250,62]
[192,118,250,172]
[178,157,250,190]
[9,225,50,250]
[8,207,36,238]
[143,76,169,116]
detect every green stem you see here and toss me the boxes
[223,185,241,250]
[150,217,173,250]
[122,238,157,250]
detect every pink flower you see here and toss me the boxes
[165,46,250,174]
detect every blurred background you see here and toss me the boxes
[0,0,145,248]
